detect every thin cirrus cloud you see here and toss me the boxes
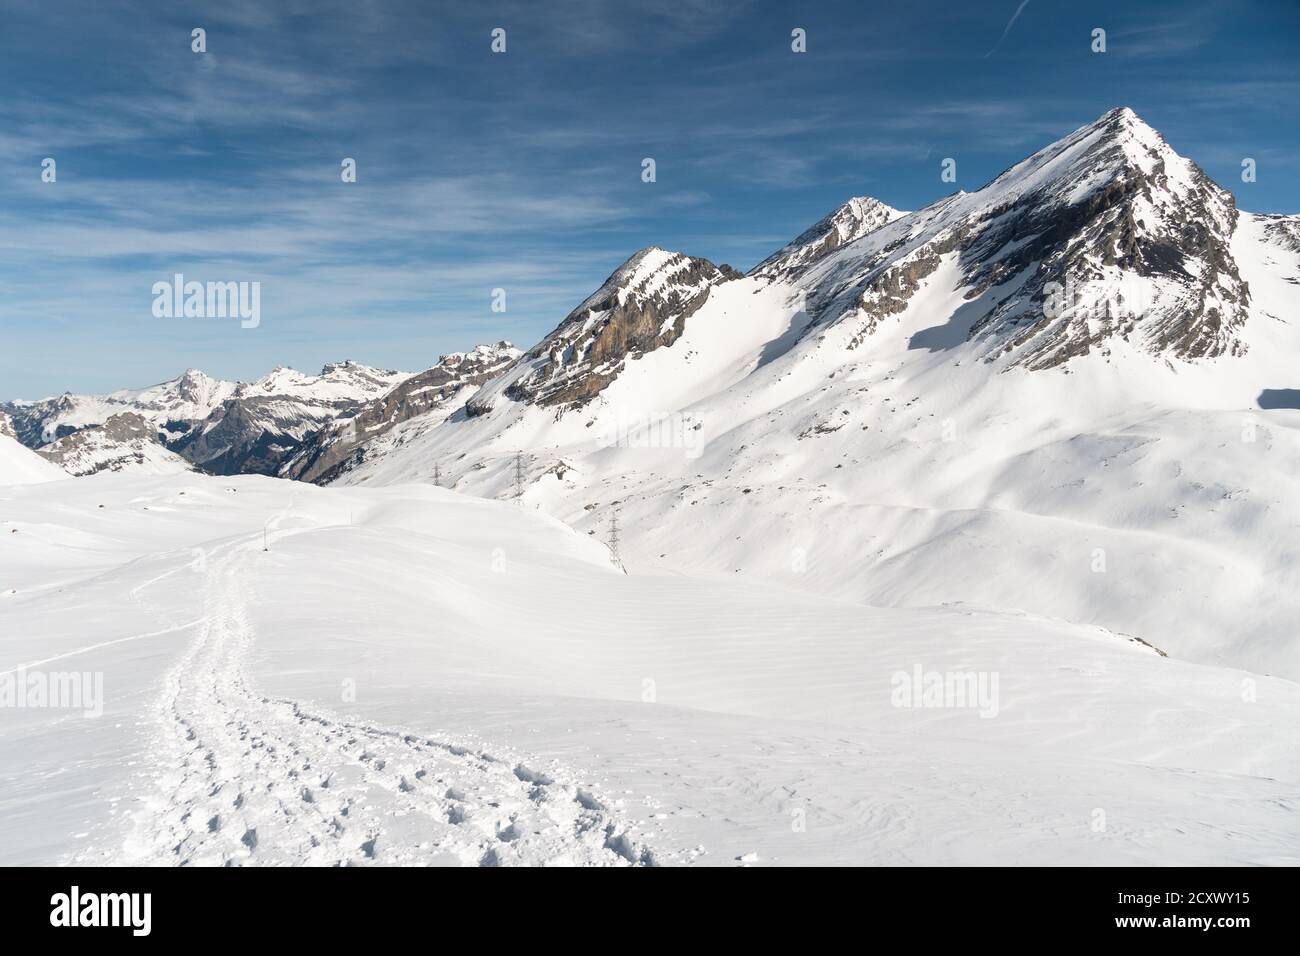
[984,0,1033,58]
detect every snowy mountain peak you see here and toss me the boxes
[172,367,230,406]
[752,195,906,280]
[320,359,359,375]
[979,106,1203,216]
[799,106,1247,369]
[572,247,739,316]
[478,249,742,410]
[440,341,521,368]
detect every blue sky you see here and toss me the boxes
[2,0,1297,398]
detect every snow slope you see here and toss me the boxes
[0,433,65,486]
[0,473,1296,866]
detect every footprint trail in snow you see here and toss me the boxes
[80,537,652,867]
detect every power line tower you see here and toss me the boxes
[512,450,525,504]
[432,462,441,487]
[608,503,625,572]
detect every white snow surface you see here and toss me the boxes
[1,474,1296,866]
[0,434,66,485]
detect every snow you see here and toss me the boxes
[1,473,1295,866]
[0,434,65,485]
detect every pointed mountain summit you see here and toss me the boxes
[472,247,741,412]
[751,196,905,280]
[800,107,1248,368]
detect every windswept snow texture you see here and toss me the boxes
[0,475,1296,866]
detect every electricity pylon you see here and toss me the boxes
[608,503,625,572]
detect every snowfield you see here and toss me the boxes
[2,473,1296,866]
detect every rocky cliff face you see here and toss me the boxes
[281,343,521,484]
[470,248,740,414]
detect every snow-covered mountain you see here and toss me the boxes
[327,107,1300,682]
[170,361,412,475]
[36,412,193,477]
[797,107,1247,369]
[468,248,741,415]
[3,368,237,448]
[281,343,521,484]
[4,361,411,477]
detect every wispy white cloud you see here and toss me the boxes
[984,0,1032,58]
